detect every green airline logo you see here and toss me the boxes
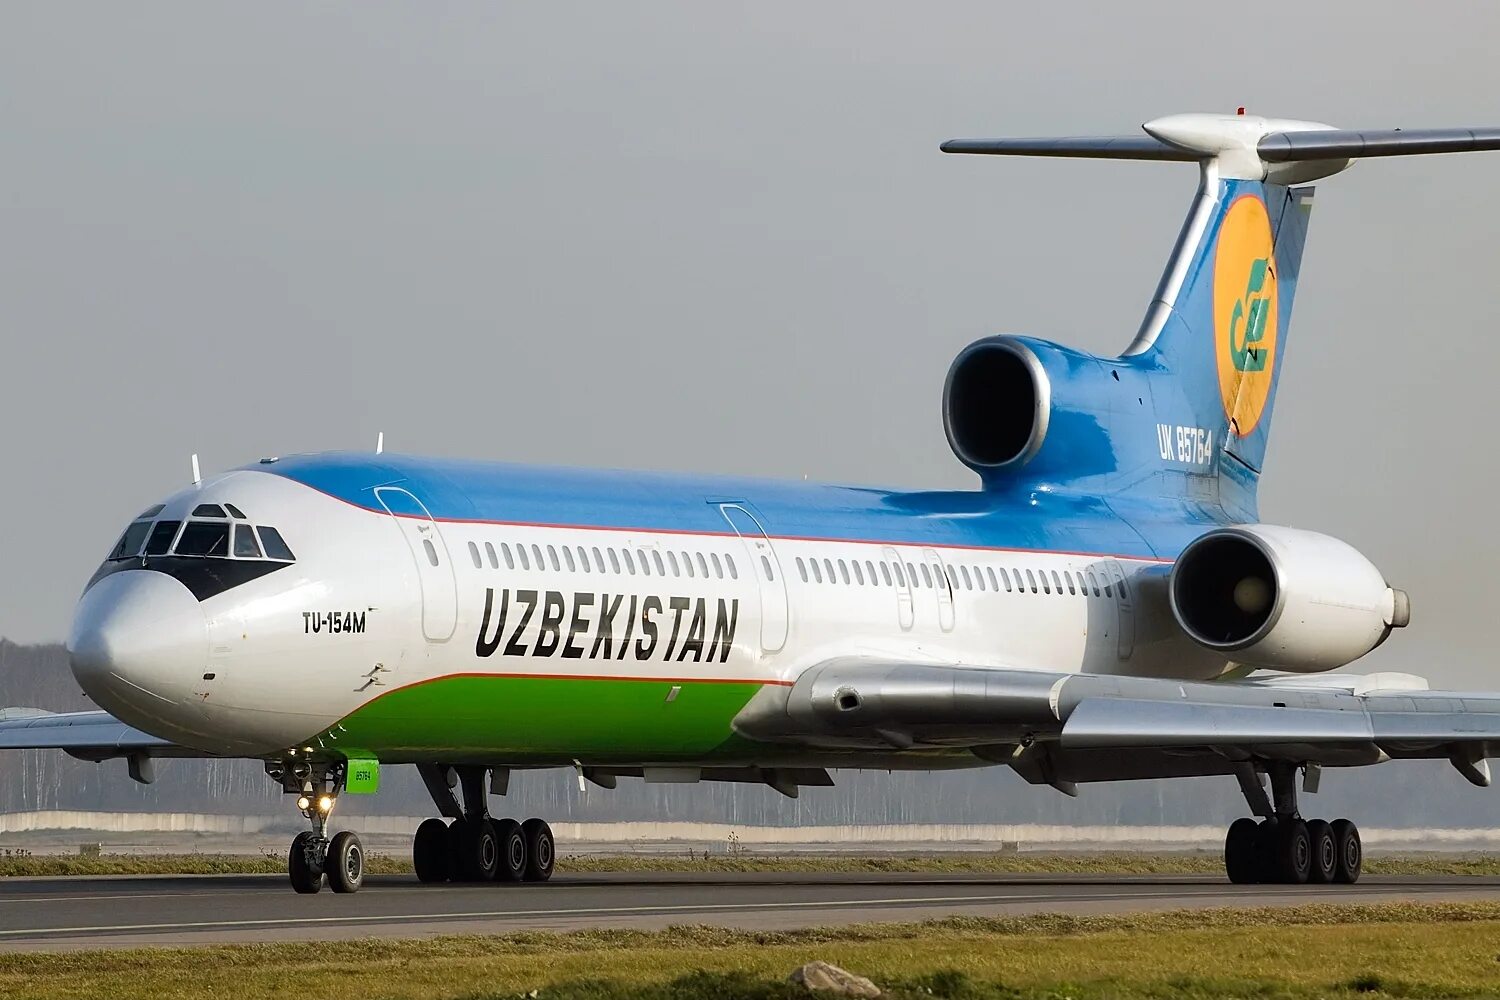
[1228,258,1271,373]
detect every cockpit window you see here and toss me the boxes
[108,521,153,561]
[225,503,247,519]
[138,504,165,519]
[144,520,181,556]
[257,526,295,561]
[232,523,261,558]
[175,521,231,557]
[192,504,227,518]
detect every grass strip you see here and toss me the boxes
[3,903,1500,999]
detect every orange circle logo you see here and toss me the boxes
[1213,195,1278,437]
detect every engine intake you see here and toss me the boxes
[943,338,1049,471]
[1170,524,1408,673]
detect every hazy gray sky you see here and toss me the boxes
[3,3,1497,685]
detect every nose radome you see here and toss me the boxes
[68,571,207,720]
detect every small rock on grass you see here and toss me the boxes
[788,960,882,997]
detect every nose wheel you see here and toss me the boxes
[272,759,367,894]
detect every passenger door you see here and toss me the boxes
[922,548,956,632]
[1106,560,1135,660]
[882,545,914,630]
[375,486,458,642]
[718,504,788,653]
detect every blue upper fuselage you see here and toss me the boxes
[252,451,1229,563]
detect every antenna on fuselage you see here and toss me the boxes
[190,453,201,486]
[375,431,384,455]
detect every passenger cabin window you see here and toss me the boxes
[423,539,440,566]
[563,546,576,572]
[257,526,296,561]
[810,559,822,583]
[144,521,181,556]
[516,545,530,570]
[486,542,499,569]
[796,557,808,582]
[108,521,153,561]
[175,521,230,557]
[232,524,261,558]
[725,554,738,579]
[695,552,708,578]
[576,546,590,572]
[711,553,724,578]
[468,541,482,568]
[761,556,775,581]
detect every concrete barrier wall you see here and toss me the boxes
[0,812,1495,848]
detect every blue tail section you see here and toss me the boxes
[1130,177,1315,501]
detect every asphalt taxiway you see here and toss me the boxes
[0,871,1497,951]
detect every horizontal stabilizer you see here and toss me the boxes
[1258,127,1500,161]
[944,113,1500,182]
[939,135,1198,161]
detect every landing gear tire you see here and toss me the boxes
[1332,818,1362,884]
[453,818,500,882]
[289,831,323,895]
[1224,817,1259,885]
[522,818,555,883]
[1306,819,1336,885]
[413,818,451,883]
[327,831,364,894]
[496,818,527,883]
[1271,818,1311,885]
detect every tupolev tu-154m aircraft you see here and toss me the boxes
[8,111,1500,894]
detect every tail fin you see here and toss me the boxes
[1128,173,1315,477]
[943,113,1500,512]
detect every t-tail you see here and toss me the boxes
[940,113,1500,521]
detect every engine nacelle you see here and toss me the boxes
[943,335,1137,485]
[1169,524,1410,673]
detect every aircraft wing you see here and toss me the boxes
[0,707,193,758]
[735,660,1500,791]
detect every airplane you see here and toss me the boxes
[6,110,1500,895]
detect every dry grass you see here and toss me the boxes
[3,903,1500,999]
[2,849,1499,878]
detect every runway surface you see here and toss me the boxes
[1,871,1497,951]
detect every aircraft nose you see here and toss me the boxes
[68,571,207,715]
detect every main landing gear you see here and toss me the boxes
[412,764,556,885]
[267,758,365,894]
[1223,762,1362,885]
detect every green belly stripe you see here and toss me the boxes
[334,675,765,761]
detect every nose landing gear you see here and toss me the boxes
[268,758,366,894]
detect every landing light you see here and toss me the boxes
[318,795,334,814]
[296,795,311,811]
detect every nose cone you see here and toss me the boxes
[69,572,207,731]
